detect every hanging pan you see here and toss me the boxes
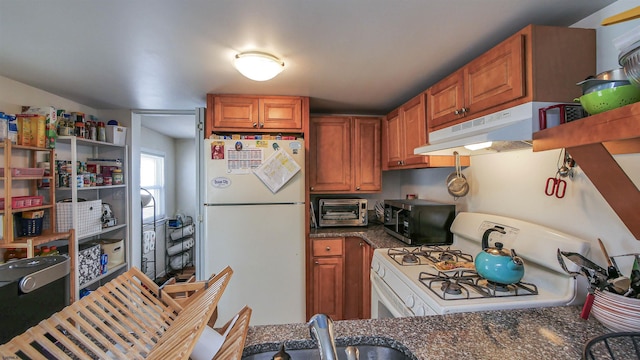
[446,151,469,198]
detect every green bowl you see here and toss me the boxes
[575,84,640,115]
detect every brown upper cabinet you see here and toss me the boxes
[427,24,595,133]
[205,94,305,135]
[309,116,381,193]
[383,93,469,170]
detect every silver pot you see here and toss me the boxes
[577,68,631,94]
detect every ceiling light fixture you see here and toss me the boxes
[233,51,285,81]
[464,141,493,151]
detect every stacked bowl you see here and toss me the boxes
[575,68,640,115]
[591,289,640,332]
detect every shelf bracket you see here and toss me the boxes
[567,143,640,240]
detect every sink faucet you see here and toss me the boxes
[308,314,338,360]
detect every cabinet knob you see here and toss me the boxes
[359,241,363,247]
[356,186,360,190]
[259,123,264,128]
[310,187,314,191]
[325,246,331,251]
[454,109,461,115]
[252,122,258,128]
[460,107,469,114]
[315,260,319,264]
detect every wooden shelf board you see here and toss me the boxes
[533,102,640,152]
[532,101,640,240]
[0,230,74,248]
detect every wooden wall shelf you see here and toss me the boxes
[533,102,640,240]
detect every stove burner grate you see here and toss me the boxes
[419,270,538,300]
[388,248,425,266]
[478,279,539,297]
[388,246,475,266]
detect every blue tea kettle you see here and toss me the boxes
[474,226,525,284]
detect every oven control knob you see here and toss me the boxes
[20,275,37,293]
[379,267,385,278]
[416,306,426,316]
[405,295,415,307]
[372,262,380,273]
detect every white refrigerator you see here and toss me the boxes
[202,138,305,326]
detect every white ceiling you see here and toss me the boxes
[0,0,614,138]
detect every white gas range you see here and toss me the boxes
[371,212,591,318]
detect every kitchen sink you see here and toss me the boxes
[242,344,414,360]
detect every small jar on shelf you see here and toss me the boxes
[112,169,124,185]
[97,122,106,142]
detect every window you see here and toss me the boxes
[141,152,165,222]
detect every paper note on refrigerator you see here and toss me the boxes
[253,149,301,193]
[226,148,263,174]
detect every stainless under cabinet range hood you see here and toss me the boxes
[414,102,558,156]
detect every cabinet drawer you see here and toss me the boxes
[312,238,343,257]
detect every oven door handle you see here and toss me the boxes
[371,272,413,318]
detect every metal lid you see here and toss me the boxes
[0,255,69,282]
[484,242,511,257]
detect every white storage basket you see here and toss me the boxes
[56,199,103,236]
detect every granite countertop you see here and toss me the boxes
[243,306,611,359]
[296,226,612,359]
[309,223,406,249]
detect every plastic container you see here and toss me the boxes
[88,121,97,141]
[39,246,50,256]
[49,246,59,256]
[106,125,127,145]
[0,112,8,141]
[7,115,17,144]
[97,122,106,142]
[112,169,123,185]
[3,248,17,262]
[74,121,85,138]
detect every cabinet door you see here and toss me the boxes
[428,70,465,131]
[343,237,371,320]
[384,110,403,168]
[212,96,260,129]
[309,117,352,192]
[402,93,429,166]
[353,117,381,192]
[466,33,525,115]
[260,97,302,130]
[311,256,344,320]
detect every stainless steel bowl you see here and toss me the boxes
[620,41,640,87]
[577,79,631,94]
[577,68,631,94]
[593,68,628,81]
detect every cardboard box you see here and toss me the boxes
[99,239,125,269]
[24,106,57,148]
[78,243,101,286]
[16,114,33,146]
[29,115,46,148]
[106,125,126,145]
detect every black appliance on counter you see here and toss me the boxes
[0,255,70,343]
[383,199,456,245]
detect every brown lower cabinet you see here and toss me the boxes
[308,237,372,320]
